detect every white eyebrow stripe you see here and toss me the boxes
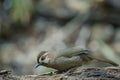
[44,52,49,56]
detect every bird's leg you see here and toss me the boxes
[56,67,78,79]
[64,67,78,75]
[54,70,66,74]
[54,67,78,74]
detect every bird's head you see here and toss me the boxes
[35,51,50,68]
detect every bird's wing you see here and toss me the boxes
[56,46,91,58]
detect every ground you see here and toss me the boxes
[0,66,120,80]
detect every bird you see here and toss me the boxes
[35,46,119,71]
[35,47,93,71]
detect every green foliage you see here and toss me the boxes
[11,0,33,24]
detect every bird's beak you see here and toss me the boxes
[35,63,42,68]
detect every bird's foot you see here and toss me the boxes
[65,67,78,74]
[54,70,67,74]
[57,67,78,79]
[55,67,77,74]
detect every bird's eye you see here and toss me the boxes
[41,56,45,60]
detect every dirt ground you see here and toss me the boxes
[0,66,120,80]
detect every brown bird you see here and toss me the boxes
[35,46,118,71]
[35,47,93,71]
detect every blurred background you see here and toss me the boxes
[0,0,120,75]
